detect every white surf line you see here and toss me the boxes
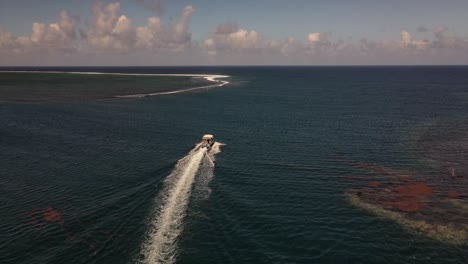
[142,147,207,264]
[0,70,230,99]
[115,75,229,99]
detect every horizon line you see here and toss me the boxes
[0,64,467,68]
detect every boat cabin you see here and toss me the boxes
[201,134,215,148]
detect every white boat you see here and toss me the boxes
[200,134,215,149]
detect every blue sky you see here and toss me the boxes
[0,0,467,65]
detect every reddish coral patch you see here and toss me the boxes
[381,197,423,212]
[394,182,433,197]
[43,206,64,225]
[447,191,461,199]
[369,181,382,188]
[395,198,422,212]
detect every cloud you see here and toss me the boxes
[135,5,195,52]
[204,25,354,57]
[0,29,22,54]
[1,1,467,66]
[204,24,308,56]
[203,21,468,61]
[358,29,464,55]
[84,1,136,52]
[307,32,333,53]
[85,1,194,53]
[0,10,77,54]
[45,10,78,51]
[431,26,467,49]
[280,37,306,55]
[401,30,412,44]
[31,23,45,43]
[204,27,264,55]
[0,1,195,56]
[400,30,429,50]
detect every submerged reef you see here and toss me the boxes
[341,159,468,245]
[341,118,468,245]
[346,192,468,245]
[0,72,223,102]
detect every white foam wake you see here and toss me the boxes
[140,144,222,264]
[193,142,223,200]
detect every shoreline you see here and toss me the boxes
[0,71,230,100]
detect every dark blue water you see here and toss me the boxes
[1,66,468,263]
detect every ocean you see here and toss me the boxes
[1,66,468,263]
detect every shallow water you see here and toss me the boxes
[0,71,214,102]
[1,66,468,263]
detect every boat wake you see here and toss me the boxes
[140,143,222,264]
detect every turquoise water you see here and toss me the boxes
[1,66,468,263]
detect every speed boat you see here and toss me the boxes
[200,134,215,149]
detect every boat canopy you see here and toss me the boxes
[203,134,214,140]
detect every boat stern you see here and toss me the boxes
[201,134,215,149]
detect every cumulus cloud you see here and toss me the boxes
[280,37,306,55]
[401,30,411,44]
[135,5,194,52]
[400,30,429,50]
[204,26,351,57]
[85,1,136,52]
[204,27,264,54]
[357,28,465,55]
[85,1,194,53]
[1,1,467,65]
[307,32,333,53]
[31,23,45,43]
[359,30,430,55]
[0,1,195,57]
[0,29,22,54]
[205,20,358,58]
[431,26,467,49]
[0,10,77,54]
[204,24,305,56]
